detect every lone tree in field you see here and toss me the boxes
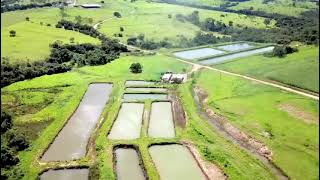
[130,63,142,73]
[113,12,122,18]
[25,17,30,21]
[120,27,124,31]
[9,30,16,37]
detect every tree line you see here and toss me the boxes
[175,10,319,45]
[1,2,66,13]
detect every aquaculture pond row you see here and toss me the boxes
[40,83,113,179]
[173,42,274,65]
[114,144,206,180]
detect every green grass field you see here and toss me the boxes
[162,0,318,16]
[1,54,280,179]
[196,69,319,180]
[99,1,274,44]
[1,21,100,62]
[214,45,319,93]
[1,0,274,47]
[230,0,318,16]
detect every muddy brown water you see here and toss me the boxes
[41,83,113,162]
[125,80,155,86]
[148,102,175,138]
[40,169,89,180]
[108,103,144,140]
[126,87,167,93]
[115,148,145,180]
[123,94,168,101]
[149,144,206,180]
[199,46,274,65]
[174,48,225,60]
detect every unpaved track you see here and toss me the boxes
[175,58,319,101]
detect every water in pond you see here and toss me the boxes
[148,102,175,138]
[149,144,206,180]
[40,169,89,180]
[174,48,224,60]
[123,94,168,101]
[115,148,145,180]
[41,83,113,162]
[108,103,144,140]
[216,43,253,51]
[126,88,167,93]
[125,80,155,86]
[199,46,274,65]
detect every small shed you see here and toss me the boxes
[161,73,172,82]
[81,4,102,8]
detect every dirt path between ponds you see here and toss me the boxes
[168,91,186,128]
[193,86,289,180]
[182,141,227,180]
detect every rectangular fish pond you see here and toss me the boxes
[126,87,167,93]
[41,83,113,162]
[114,147,146,180]
[149,144,206,180]
[125,80,156,86]
[216,43,253,52]
[174,48,225,60]
[199,46,274,65]
[123,93,168,101]
[148,102,175,138]
[40,169,89,180]
[108,103,144,140]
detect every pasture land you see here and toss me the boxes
[1,21,100,61]
[1,54,276,179]
[214,45,319,93]
[196,69,319,180]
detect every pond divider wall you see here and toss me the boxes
[113,145,148,180]
[40,82,113,162]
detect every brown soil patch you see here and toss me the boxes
[279,103,318,124]
[182,141,227,180]
[189,64,202,75]
[194,86,273,161]
[169,91,186,128]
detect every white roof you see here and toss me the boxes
[81,4,102,7]
[162,73,172,79]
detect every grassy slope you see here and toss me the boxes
[99,1,274,44]
[196,69,319,180]
[1,21,100,61]
[230,0,318,16]
[2,54,276,179]
[1,0,273,45]
[163,0,318,16]
[214,45,319,93]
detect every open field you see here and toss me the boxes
[195,69,319,180]
[1,21,100,61]
[1,54,279,179]
[214,45,319,93]
[230,0,319,16]
[157,0,318,16]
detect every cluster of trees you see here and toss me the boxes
[156,0,319,45]
[176,9,318,45]
[1,112,29,179]
[271,45,298,57]
[1,59,72,87]
[55,20,106,40]
[127,34,173,50]
[48,40,127,66]
[176,32,231,48]
[1,2,66,13]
